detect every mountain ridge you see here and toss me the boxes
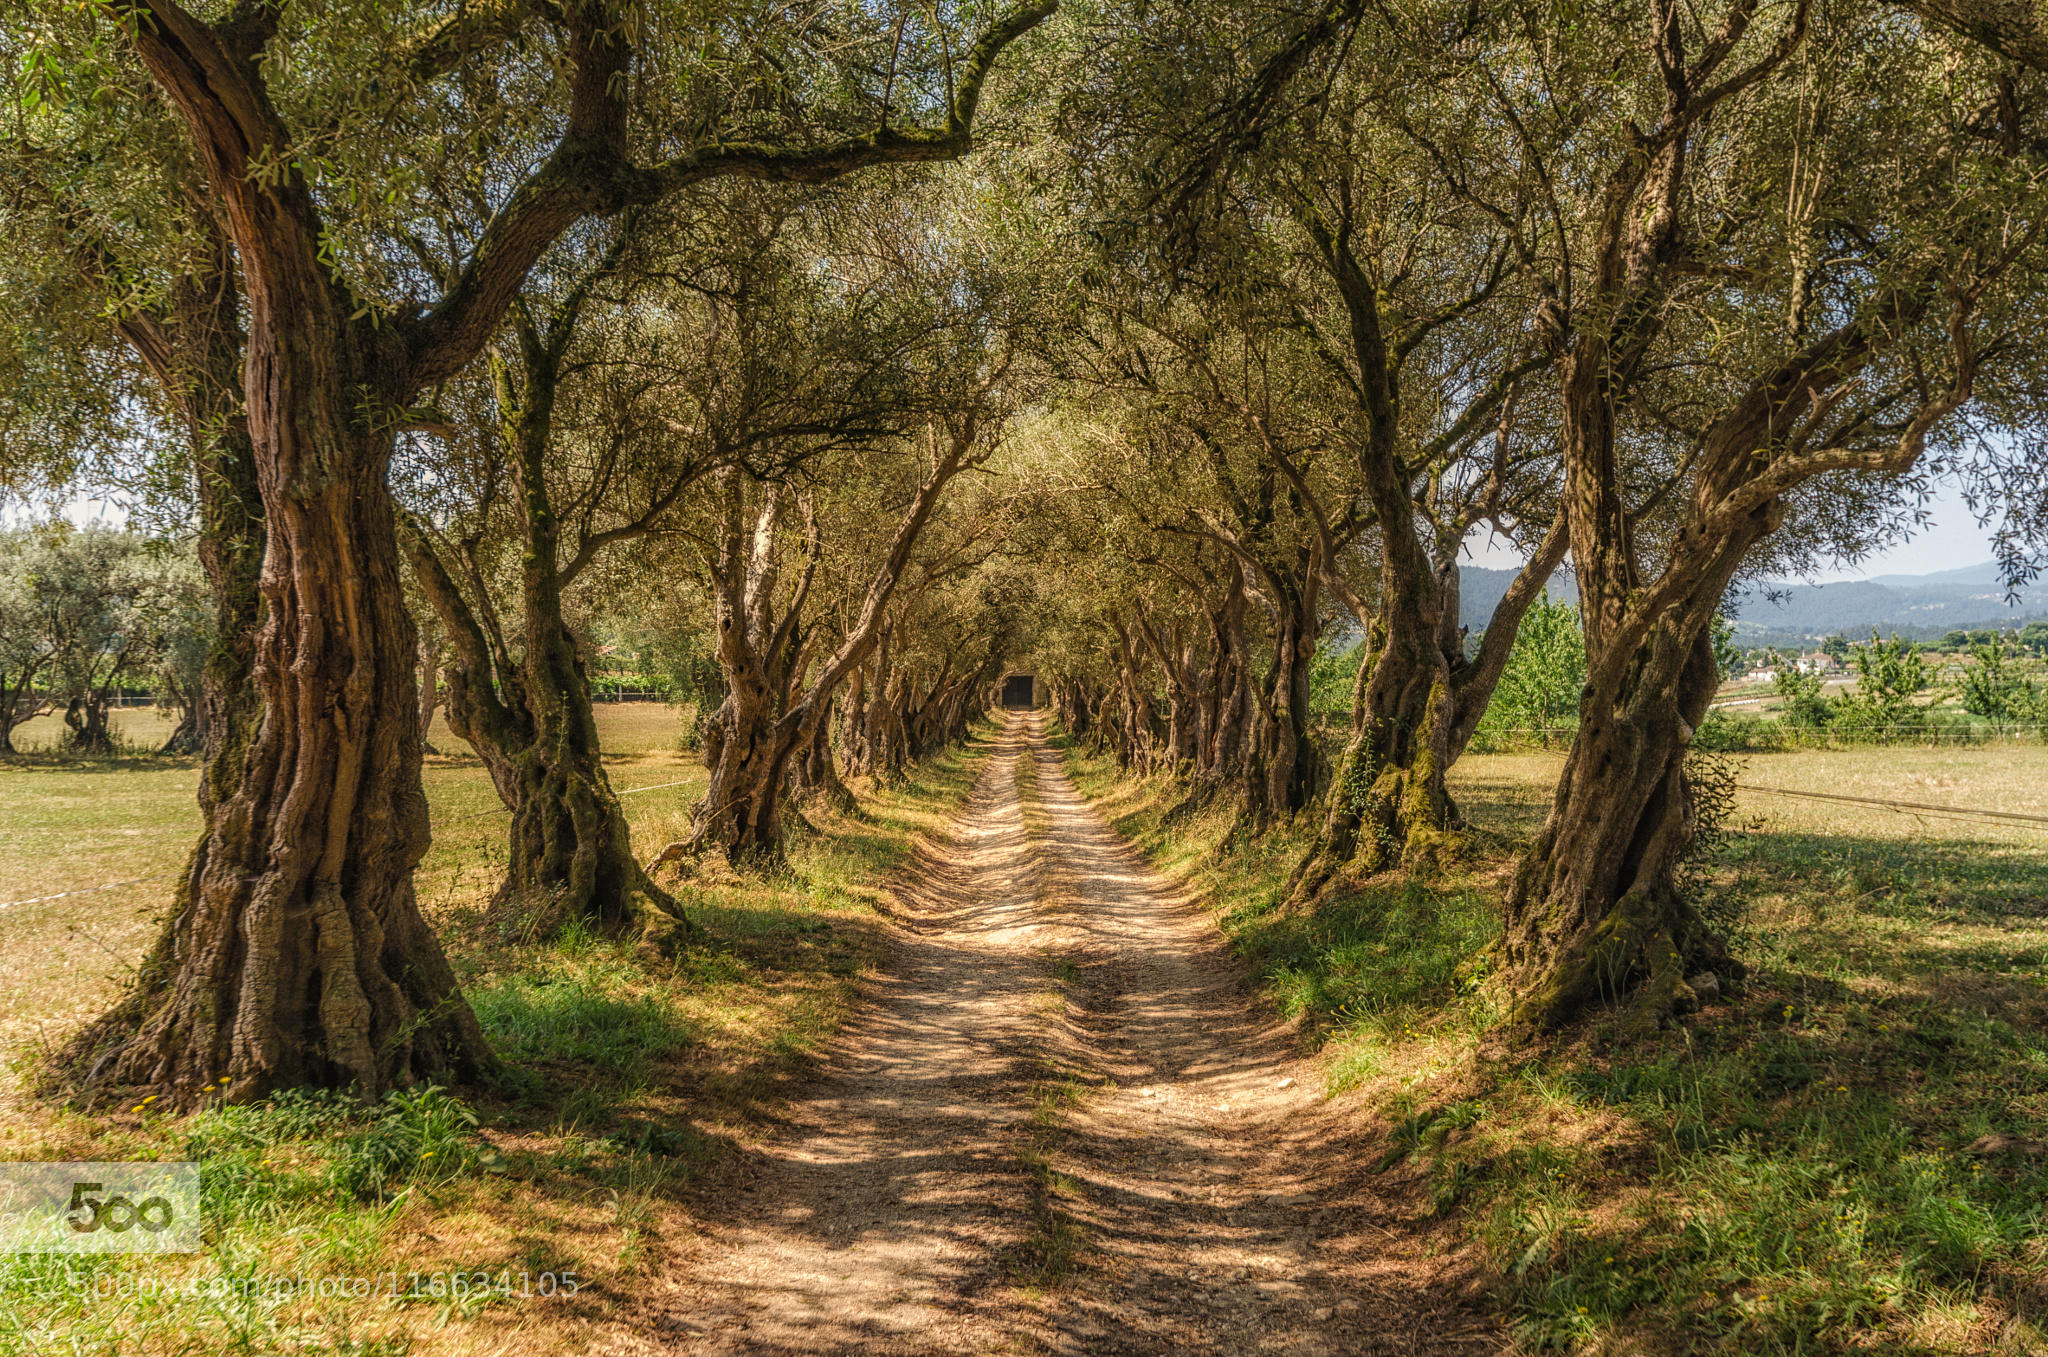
[1455,561,2045,644]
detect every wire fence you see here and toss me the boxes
[0,775,706,914]
[1475,721,2048,752]
[1734,783,2048,833]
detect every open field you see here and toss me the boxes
[0,704,706,1080]
[1066,736,2048,1355]
[0,705,994,1355]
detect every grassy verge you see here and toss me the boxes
[0,709,994,1356]
[1059,732,2048,1355]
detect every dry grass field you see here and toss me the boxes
[1069,736,2048,1355]
[0,704,706,1087]
[0,705,994,1356]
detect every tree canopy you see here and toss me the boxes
[5,0,2048,1104]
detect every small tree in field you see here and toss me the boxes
[1959,637,2041,722]
[1473,594,1586,749]
[9,528,207,755]
[0,532,60,754]
[1837,633,1927,730]
[1774,664,1833,730]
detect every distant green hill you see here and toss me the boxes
[1457,561,2045,646]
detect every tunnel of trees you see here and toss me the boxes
[2,0,2047,1110]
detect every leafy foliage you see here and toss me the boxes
[1836,632,1929,731]
[1472,594,1586,747]
[1958,638,2044,722]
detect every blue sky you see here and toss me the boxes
[1462,478,2000,583]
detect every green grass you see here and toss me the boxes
[1064,735,2048,1355]
[0,705,996,1357]
[470,960,697,1082]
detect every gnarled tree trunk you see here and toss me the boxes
[1242,562,1323,824]
[404,303,692,956]
[793,694,856,812]
[63,694,117,754]
[61,10,490,1105]
[70,407,488,1103]
[1500,616,1735,1034]
[666,407,992,866]
[1295,521,1568,898]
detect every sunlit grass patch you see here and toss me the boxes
[471,963,696,1082]
[1065,733,2048,1354]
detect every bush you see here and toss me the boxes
[1773,664,1833,729]
[1471,593,1585,749]
[1958,637,2044,722]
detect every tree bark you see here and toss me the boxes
[404,307,693,956]
[793,694,856,811]
[60,7,490,1105]
[1499,607,1738,1034]
[66,404,489,1102]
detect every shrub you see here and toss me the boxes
[1472,593,1586,748]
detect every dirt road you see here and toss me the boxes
[657,714,1493,1355]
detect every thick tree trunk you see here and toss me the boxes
[59,13,488,1101]
[1050,677,1097,742]
[64,694,117,754]
[0,669,42,756]
[870,669,911,783]
[66,426,489,1104]
[1243,573,1322,823]
[684,689,810,863]
[1134,608,1200,770]
[794,695,856,811]
[158,697,201,755]
[1107,622,1161,774]
[1496,270,1788,1031]
[1295,522,1569,899]
[498,665,685,955]
[668,407,992,866]
[1202,567,1253,792]
[1500,598,1740,1033]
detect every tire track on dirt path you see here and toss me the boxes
[1015,718,1495,1356]
[654,713,1495,1355]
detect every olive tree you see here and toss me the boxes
[1492,0,2048,1030]
[27,0,1055,1106]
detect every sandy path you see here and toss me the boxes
[658,715,1493,1355]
